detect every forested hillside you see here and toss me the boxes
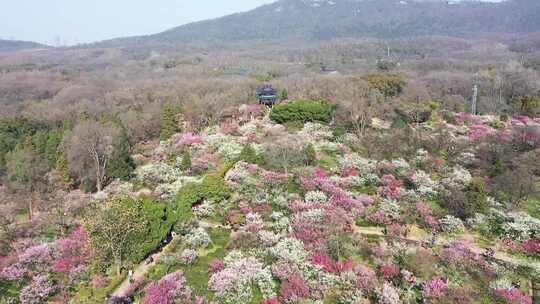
[109,0,540,45]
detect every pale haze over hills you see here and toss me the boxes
[0,0,274,45]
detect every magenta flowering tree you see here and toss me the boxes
[53,226,92,274]
[209,259,225,273]
[311,253,334,272]
[355,264,378,293]
[493,287,532,304]
[280,274,310,304]
[334,259,355,274]
[262,298,280,304]
[179,132,204,146]
[143,271,193,304]
[513,125,540,148]
[440,239,494,275]
[262,170,289,187]
[469,124,496,141]
[379,264,401,280]
[423,277,449,299]
[341,167,360,178]
[521,239,540,255]
[380,174,405,200]
[416,202,440,231]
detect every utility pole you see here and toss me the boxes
[471,84,478,115]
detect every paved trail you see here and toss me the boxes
[109,220,227,299]
[110,235,180,299]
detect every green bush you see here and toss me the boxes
[177,176,231,209]
[238,144,263,165]
[270,99,335,124]
[465,178,489,215]
[179,151,192,171]
[106,129,135,180]
[302,143,316,166]
[0,118,43,172]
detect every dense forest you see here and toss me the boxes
[0,1,539,303]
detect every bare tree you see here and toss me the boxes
[65,121,119,192]
[334,77,382,138]
[263,134,310,174]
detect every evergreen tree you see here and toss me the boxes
[303,143,316,166]
[5,139,49,219]
[280,88,289,100]
[180,151,192,171]
[44,130,62,168]
[55,153,71,184]
[238,144,262,164]
[160,102,180,141]
[107,130,135,181]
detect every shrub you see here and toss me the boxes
[270,99,335,124]
[440,215,465,234]
[180,249,199,265]
[237,144,263,165]
[185,227,211,249]
[511,96,540,117]
[365,74,406,98]
[177,176,231,210]
[302,143,316,166]
[464,178,489,216]
[179,151,192,171]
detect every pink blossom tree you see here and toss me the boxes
[19,274,56,304]
[280,274,310,304]
[143,271,193,304]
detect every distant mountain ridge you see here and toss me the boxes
[0,39,49,52]
[131,0,540,44]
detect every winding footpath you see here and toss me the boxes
[110,235,181,299]
[109,223,538,300]
[109,220,227,300]
[353,225,540,273]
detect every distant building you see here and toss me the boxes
[257,84,279,106]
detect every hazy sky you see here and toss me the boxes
[0,0,275,45]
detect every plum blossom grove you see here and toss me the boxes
[0,108,538,304]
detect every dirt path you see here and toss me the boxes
[110,220,228,299]
[110,235,180,299]
[352,224,540,273]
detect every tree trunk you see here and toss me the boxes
[116,256,122,276]
[533,278,540,304]
[28,197,33,221]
